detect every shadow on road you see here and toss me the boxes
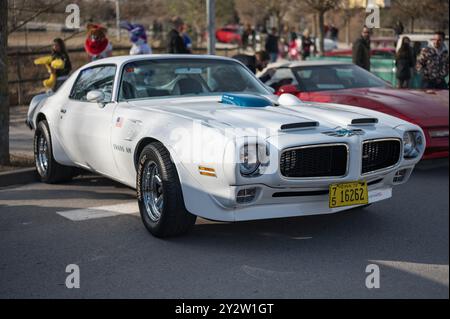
[0,163,448,298]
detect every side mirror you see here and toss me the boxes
[86,90,105,104]
[278,93,303,106]
[278,84,300,95]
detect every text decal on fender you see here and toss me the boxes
[329,181,369,208]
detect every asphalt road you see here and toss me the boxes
[0,163,448,299]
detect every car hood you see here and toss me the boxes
[127,95,404,137]
[326,87,449,127]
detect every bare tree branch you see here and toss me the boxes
[8,0,67,34]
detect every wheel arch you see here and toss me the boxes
[35,111,74,167]
[133,136,189,194]
[36,112,47,126]
[134,137,165,170]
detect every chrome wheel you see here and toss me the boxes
[36,133,49,175]
[142,161,164,222]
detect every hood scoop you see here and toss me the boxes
[221,93,273,108]
[280,122,319,131]
[350,118,379,125]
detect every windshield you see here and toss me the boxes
[292,64,389,92]
[119,58,269,101]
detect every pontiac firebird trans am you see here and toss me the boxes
[27,55,425,237]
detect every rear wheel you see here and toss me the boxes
[34,120,75,183]
[137,142,196,238]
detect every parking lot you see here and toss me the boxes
[0,162,448,299]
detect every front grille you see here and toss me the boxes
[280,144,348,178]
[362,139,401,174]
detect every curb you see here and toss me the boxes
[0,168,38,188]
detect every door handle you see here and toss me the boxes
[60,109,67,114]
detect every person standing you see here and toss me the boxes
[181,24,193,54]
[242,24,256,51]
[301,29,313,60]
[167,17,189,54]
[330,24,339,42]
[288,32,300,61]
[51,38,72,90]
[84,24,113,61]
[395,37,414,89]
[394,20,404,42]
[232,51,270,75]
[352,26,371,71]
[265,28,279,63]
[416,31,449,89]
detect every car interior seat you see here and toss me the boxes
[309,69,343,90]
[173,78,204,95]
[121,81,137,100]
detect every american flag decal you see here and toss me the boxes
[115,117,124,128]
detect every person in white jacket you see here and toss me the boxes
[120,21,152,55]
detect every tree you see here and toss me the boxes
[235,0,290,32]
[235,0,263,25]
[0,0,9,165]
[8,0,67,34]
[216,0,238,26]
[391,0,425,33]
[264,0,291,34]
[413,0,449,31]
[303,0,342,54]
[166,0,238,46]
[340,0,362,45]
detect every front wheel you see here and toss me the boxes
[34,120,75,183]
[137,142,196,238]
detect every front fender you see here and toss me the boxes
[27,93,49,129]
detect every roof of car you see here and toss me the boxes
[399,34,450,41]
[83,54,237,68]
[270,60,352,69]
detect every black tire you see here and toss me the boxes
[34,120,75,183]
[137,142,196,238]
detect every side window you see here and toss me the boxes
[70,65,116,102]
[266,68,297,91]
[336,68,356,88]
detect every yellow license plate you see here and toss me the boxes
[329,181,369,208]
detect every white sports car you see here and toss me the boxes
[27,55,425,237]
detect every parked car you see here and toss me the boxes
[371,37,397,49]
[259,60,448,159]
[314,38,338,52]
[396,34,449,54]
[324,48,396,58]
[216,27,241,44]
[312,34,449,88]
[27,55,425,237]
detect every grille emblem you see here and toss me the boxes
[322,128,365,137]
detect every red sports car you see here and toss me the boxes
[324,47,396,58]
[259,61,449,160]
[216,27,241,44]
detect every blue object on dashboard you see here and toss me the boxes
[221,93,272,108]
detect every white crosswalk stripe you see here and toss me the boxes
[371,260,449,287]
[57,202,139,221]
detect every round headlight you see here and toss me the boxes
[240,144,260,176]
[403,131,423,159]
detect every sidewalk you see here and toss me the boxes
[9,105,34,159]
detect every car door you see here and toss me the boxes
[59,64,119,178]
